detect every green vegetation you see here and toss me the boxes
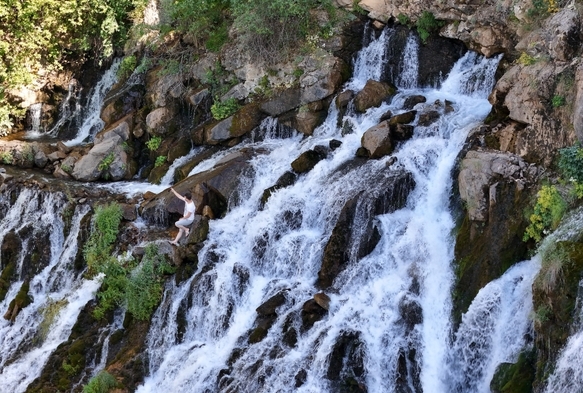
[523,185,566,243]
[38,298,69,343]
[211,97,240,120]
[0,151,13,164]
[558,145,583,182]
[84,203,123,276]
[61,163,73,173]
[146,136,162,151]
[416,11,443,44]
[0,0,148,136]
[518,52,537,66]
[536,241,570,294]
[154,155,167,167]
[97,152,115,172]
[83,371,118,393]
[117,55,137,80]
[551,95,566,108]
[397,13,410,26]
[84,203,173,320]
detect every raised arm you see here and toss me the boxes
[170,187,186,202]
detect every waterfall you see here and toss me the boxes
[64,59,121,146]
[0,187,101,392]
[46,79,83,137]
[445,259,540,393]
[397,33,419,89]
[539,208,583,393]
[136,33,501,393]
[26,103,43,137]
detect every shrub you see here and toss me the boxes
[552,95,566,108]
[206,23,229,52]
[154,155,167,168]
[211,97,240,120]
[117,55,137,80]
[558,145,583,183]
[83,371,118,393]
[146,136,162,151]
[523,185,566,243]
[416,11,443,44]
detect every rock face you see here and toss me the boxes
[72,135,129,181]
[318,169,415,289]
[458,150,538,222]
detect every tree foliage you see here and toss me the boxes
[0,0,147,135]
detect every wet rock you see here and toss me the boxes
[326,331,366,391]
[379,110,393,122]
[256,292,286,316]
[314,292,331,310]
[336,90,355,109]
[398,295,423,330]
[202,205,214,219]
[318,170,414,288]
[120,203,137,221]
[390,123,414,141]
[301,299,328,331]
[186,216,209,245]
[260,171,298,208]
[354,79,396,112]
[403,95,427,110]
[361,121,393,158]
[295,369,307,388]
[417,110,440,127]
[56,141,72,154]
[291,149,327,173]
[388,110,416,125]
[294,109,325,136]
[330,140,342,150]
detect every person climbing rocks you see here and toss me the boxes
[169,187,196,246]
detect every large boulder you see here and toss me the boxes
[205,104,264,144]
[361,121,393,158]
[71,135,130,181]
[94,114,132,145]
[291,148,327,173]
[146,107,175,136]
[354,80,396,113]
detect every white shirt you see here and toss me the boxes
[184,201,196,222]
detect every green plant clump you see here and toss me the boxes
[211,97,240,120]
[83,370,118,393]
[558,145,583,183]
[0,151,13,164]
[154,155,167,168]
[146,136,162,151]
[416,11,443,44]
[117,55,137,80]
[83,203,123,277]
[97,152,115,172]
[518,52,537,66]
[397,13,410,26]
[551,94,566,108]
[523,185,566,243]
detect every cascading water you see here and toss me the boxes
[136,30,503,393]
[397,33,419,89]
[0,186,102,392]
[26,103,43,137]
[64,59,121,146]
